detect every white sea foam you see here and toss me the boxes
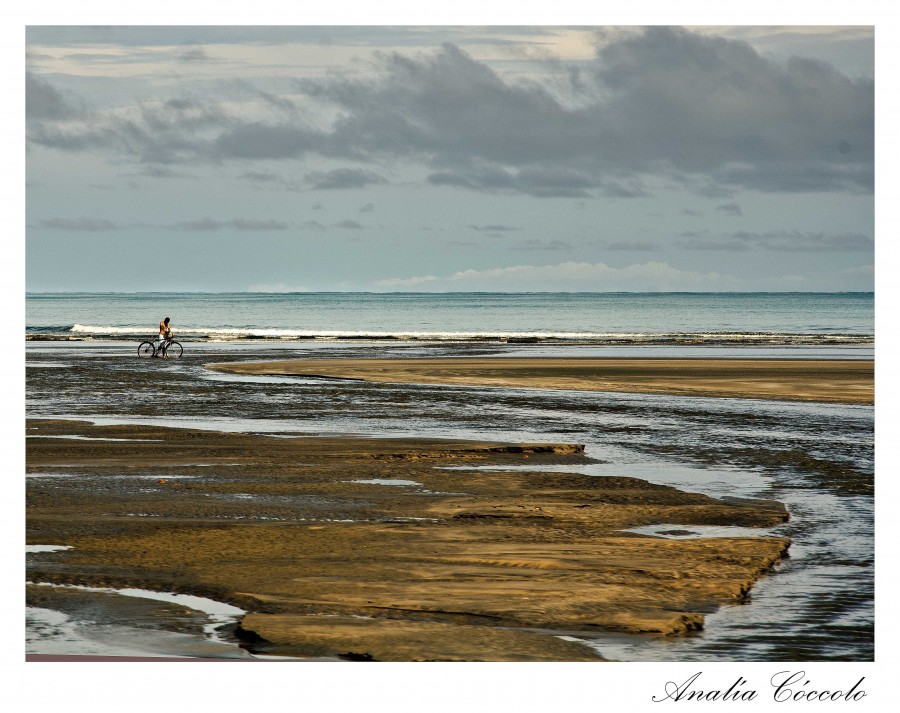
[64,323,872,344]
[349,478,423,486]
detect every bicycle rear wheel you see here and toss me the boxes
[165,341,183,357]
[138,341,156,358]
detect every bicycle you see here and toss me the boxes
[137,337,183,358]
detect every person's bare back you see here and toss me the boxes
[157,317,173,356]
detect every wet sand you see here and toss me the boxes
[27,417,789,661]
[207,357,873,404]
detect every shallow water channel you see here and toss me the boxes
[26,341,874,661]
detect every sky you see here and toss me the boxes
[25,24,875,292]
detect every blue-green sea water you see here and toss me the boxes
[26,292,873,343]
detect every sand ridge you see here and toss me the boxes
[207,356,873,404]
[28,418,790,661]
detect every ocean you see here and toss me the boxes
[25,292,874,661]
[26,292,874,344]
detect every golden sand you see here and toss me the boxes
[209,357,873,404]
[28,419,789,661]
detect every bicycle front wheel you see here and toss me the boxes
[165,341,183,357]
[138,341,156,358]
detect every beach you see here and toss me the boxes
[25,291,874,661]
[27,415,789,661]
[208,357,873,404]
[26,339,874,660]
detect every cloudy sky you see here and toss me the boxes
[25,25,874,292]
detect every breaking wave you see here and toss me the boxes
[23,323,874,345]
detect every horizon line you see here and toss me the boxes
[25,290,875,296]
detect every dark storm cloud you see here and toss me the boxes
[239,170,286,183]
[305,168,388,190]
[237,170,306,192]
[129,166,197,179]
[677,233,750,251]
[177,47,211,63]
[467,224,520,233]
[677,230,872,252]
[169,218,289,231]
[171,218,222,231]
[517,169,602,198]
[510,239,572,251]
[300,31,871,195]
[326,28,873,194]
[29,93,294,164]
[715,203,743,217]
[333,219,364,229]
[214,124,322,160]
[26,28,872,197]
[300,44,577,165]
[587,29,872,192]
[231,219,290,231]
[29,93,233,164]
[34,217,122,231]
[428,168,512,191]
[258,90,297,112]
[713,160,873,193]
[28,121,116,152]
[428,166,594,198]
[26,72,80,120]
[606,240,660,251]
[35,213,289,234]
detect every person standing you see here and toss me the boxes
[157,317,172,357]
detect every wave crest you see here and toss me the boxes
[35,324,872,345]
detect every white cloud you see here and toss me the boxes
[375,260,738,292]
[375,260,876,292]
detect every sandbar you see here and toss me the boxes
[28,418,790,661]
[208,357,873,404]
